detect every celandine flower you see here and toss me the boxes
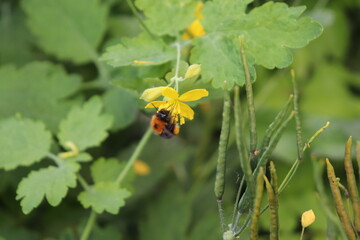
[183,2,206,40]
[141,87,208,125]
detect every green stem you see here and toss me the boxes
[80,210,97,240]
[291,69,303,161]
[239,37,257,155]
[172,41,182,91]
[76,173,90,190]
[115,127,153,185]
[125,0,154,38]
[46,152,63,166]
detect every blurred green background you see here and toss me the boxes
[0,0,359,239]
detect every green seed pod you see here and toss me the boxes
[214,89,231,200]
[326,158,356,240]
[343,137,360,232]
[250,167,265,240]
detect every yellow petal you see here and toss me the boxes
[134,160,150,175]
[140,87,166,101]
[145,101,165,109]
[186,19,205,38]
[162,87,179,99]
[195,1,204,18]
[179,89,209,102]
[178,102,194,120]
[301,209,316,228]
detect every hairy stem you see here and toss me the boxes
[116,127,152,185]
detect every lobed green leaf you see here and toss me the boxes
[16,161,80,214]
[135,0,197,36]
[0,117,51,170]
[100,33,176,67]
[78,182,131,214]
[58,96,113,151]
[191,36,256,89]
[22,0,107,63]
[191,0,323,88]
[0,62,81,132]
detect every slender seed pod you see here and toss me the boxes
[250,167,265,240]
[239,37,257,155]
[344,137,360,232]
[238,112,294,213]
[291,69,303,161]
[214,89,231,200]
[260,95,293,154]
[269,161,278,197]
[264,174,279,240]
[326,158,356,240]
[234,86,253,197]
[356,141,360,183]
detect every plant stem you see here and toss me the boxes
[239,37,257,155]
[300,227,305,240]
[291,69,303,161]
[173,41,182,91]
[115,127,152,185]
[125,0,154,38]
[278,121,330,193]
[76,173,90,190]
[46,152,63,166]
[80,210,97,240]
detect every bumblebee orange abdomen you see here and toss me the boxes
[151,115,166,135]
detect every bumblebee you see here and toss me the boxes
[151,109,180,139]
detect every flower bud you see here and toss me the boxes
[184,64,201,79]
[140,87,166,101]
[301,209,316,228]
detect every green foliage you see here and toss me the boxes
[16,160,80,214]
[191,0,322,88]
[1,0,358,239]
[22,0,107,63]
[0,117,51,170]
[90,158,136,189]
[139,185,192,240]
[103,88,138,131]
[135,0,197,36]
[58,96,113,151]
[191,36,256,89]
[0,9,36,66]
[100,33,176,67]
[78,182,130,214]
[0,62,81,132]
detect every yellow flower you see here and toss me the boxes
[143,87,208,125]
[183,2,206,40]
[134,160,150,176]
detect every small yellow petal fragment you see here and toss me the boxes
[140,87,166,101]
[301,209,316,228]
[134,160,150,176]
[133,60,154,64]
[58,141,79,159]
[184,64,201,79]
